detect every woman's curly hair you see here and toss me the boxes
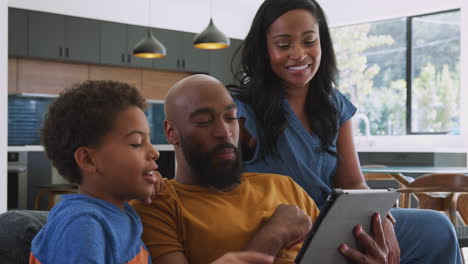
[41,80,147,184]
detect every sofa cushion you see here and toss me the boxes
[0,210,48,264]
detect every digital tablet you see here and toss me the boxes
[295,189,399,264]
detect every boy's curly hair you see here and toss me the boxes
[41,80,147,184]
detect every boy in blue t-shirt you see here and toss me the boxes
[30,80,163,263]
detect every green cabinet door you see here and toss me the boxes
[100,21,127,66]
[28,11,65,60]
[152,28,182,71]
[209,38,242,85]
[127,25,153,69]
[8,8,28,56]
[182,32,210,73]
[65,17,100,63]
[28,10,100,63]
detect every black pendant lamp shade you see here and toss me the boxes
[133,29,167,58]
[193,18,230,50]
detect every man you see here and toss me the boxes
[132,74,389,264]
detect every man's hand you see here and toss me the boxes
[245,204,312,256]
[339,213,390,264]
[211,252,274,264]
[142,171,165,205]
[382,216,400,263]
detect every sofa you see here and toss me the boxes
[0,210,48,264]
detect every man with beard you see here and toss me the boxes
[132,74,320,264]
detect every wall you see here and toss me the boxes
[1,0,8,213]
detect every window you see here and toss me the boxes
[331,9,460,136]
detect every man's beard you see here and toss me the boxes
[180,138,242,190]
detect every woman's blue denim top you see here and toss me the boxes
[234,90,356,208]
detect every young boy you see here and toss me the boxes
[30,80,162,263]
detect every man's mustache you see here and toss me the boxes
[209,142,239,155]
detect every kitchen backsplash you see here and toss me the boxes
[8,94,167,145]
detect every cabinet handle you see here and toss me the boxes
[121,54,125,63]
[177,59,180,68]
[65,48,69,58]
[127,54,131,64]
[182,59,186,69]
[59,47,63,57]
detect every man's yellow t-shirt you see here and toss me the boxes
[132,172,320,264]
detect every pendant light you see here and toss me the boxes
[133,0,166,58]
[193,0,230,50]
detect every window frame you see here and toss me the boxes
[405,8,460,135]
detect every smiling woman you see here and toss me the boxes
[230,0,463,263]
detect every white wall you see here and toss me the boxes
[1,0,8,213]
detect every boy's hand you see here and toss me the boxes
[142,171,165,205]
[245,204,312,255]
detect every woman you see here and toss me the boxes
[230,0,462,263]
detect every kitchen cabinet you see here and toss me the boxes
[142,70,192,100]
[8,58,18,93]
[65,17,100,63]
[17,59,88,94]
[151,28,182,71]
[152,29,210,73]
[100,22,152,69]
[8,8,28,56]
[28,11,100,63]
[10,8,213,74]
[89,65,143,90]
[182,32,211,73]
[209,38,243,85]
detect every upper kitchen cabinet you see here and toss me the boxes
[28,11,100,63]
[65,17,100,63]
[182,32,211,73]
[8,8,28,56]
[151,28,182,71]
[152,30,210,73]
[100,22,152,69]
[209,38,243,85]
[127,25,154,68]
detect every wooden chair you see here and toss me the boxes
[397,173,468,261]
[34,184,79,210]
[362,165,413,207]
[397,173,468,226]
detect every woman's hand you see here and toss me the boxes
[339,213,390,264]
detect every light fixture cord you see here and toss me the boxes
[210,0,212,19]
[148,0,151,27]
